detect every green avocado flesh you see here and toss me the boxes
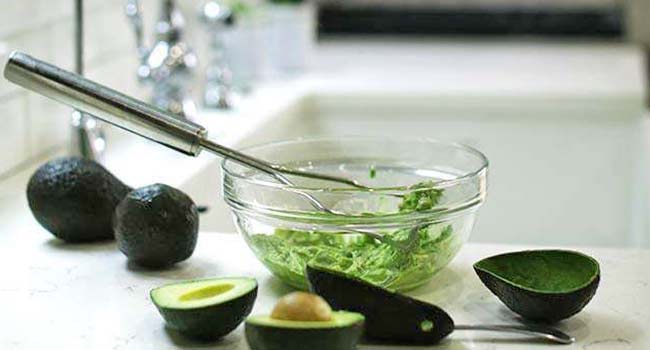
[245,312,364,350]
[473,250,599,293]
[247,311,364,329]
[249,181,459,291]
[474,250,600,322]
[151,278,257,340]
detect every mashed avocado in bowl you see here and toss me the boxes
[222,137,488,291]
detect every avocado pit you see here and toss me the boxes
[271,292,332,322]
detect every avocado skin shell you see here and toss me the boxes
[474,267,600,323]
[155,285,257,340]
[306,265,454,345]
[27,157,130,242]
[114,184,199,268]
[245,319,364,350]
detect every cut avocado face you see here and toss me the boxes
[474,250,600,323]
[246,311,364,350]
[306,265,454,344]
[151,277,257,340]
[247,312,363,329]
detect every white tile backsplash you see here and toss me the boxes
[0,0,206,176]
[0,94,29,172]
[26,92,73,158]
[0,0,70,38]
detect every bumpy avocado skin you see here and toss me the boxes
[155,286,257,340]
[27,157,130,242]
[114,184,199,268]
[306,265,454,345]
[474,268,600,323]
[246,322,364,350]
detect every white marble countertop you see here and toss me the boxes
[0,228,648,350]
[0,39,647,349]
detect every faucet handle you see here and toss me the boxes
[125,0,147,59]
[200,1,236,109]
[200,1,234,27]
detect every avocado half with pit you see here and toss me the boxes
[246,292,364,350]
[474,250,600,323]
[151,277,257,340]
[306,265,454,344]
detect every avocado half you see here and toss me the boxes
[151,277,257,340]
[246,311,364,350]
[474,250,600,323]
[306,265,454,344]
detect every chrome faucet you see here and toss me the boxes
[200,1,235,109]
[71,0,105,161]
[125,0,198,119]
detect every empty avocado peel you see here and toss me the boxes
[151,277,257,340]
[474,250,600,322]
[307,265,575,345]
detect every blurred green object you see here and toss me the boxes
[398,181,444,212]
[224,0,254,16]
[268,0,304,4]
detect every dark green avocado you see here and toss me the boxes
[474,250,600,323]
[151,277,258,340]
[114,183,199,268]
[306,265,454,344]
[27,157,130,242]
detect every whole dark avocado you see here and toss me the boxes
[27,157,131,242]
[114,183,199,268]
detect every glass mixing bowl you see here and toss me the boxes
[222,136,488,291]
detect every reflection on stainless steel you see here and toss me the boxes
[3,52,423,249]
[455,324,575,344]
[5,52,204,156]
[200,0,235,109]
[71,0,105,161]
[125,0,198,119]
[3,53,368,186]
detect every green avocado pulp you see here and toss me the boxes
[249,182,461,291]
[474,250,599,293]
[247,311,364,329]
[151,277,257,309]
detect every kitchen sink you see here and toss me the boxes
[181,93,649,248]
